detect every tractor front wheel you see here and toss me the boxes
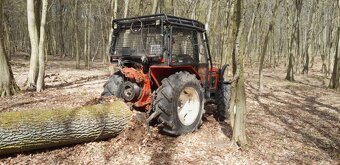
[216,82,231,120]
[101,71,124,97]
[153,72,204,136]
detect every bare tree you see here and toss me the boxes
[27,0,40,89]
[83,4,89,69]
[285,0,303,81]
[229,0,247,147]
[329,2,340,90]
[205,0,213,33]
[0,0,20,97]
[258,0,279,91]
[190,0,199,19]
[27,0,48,92]
[244,2,260,57]
[75,0,80,69]
[124,0,129,18]
[152,0,159,14]
[302,0,318,74]
[36,0,48,92]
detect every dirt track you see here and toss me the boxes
[0,57,339,164]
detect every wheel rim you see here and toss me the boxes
[177,87,200,126]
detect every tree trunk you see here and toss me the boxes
[0,0,20,97]
[329,2,340,89]
[0,101,132,155]
[205,0,213,33]
[330,27,340,89]
[171,0,175,15]
[100,9,107,63]
[286,52,295,81]
[75,0,80,69]
[106,0,118,65]
[229,0,247,147]
[294,0,303,74]
[258,0,279,91]
[86,4,92,70]
[152,0,159,14]
[50,6,57,57]
[124,0,129,18]
[58,0,64,56]
[285,1,300,82]
[36,0,48,92]
[221,0,232,65]
[3,13,12,61]
[27,0,40,88]
[114,0,118,18]
[302,0,317,75]
[244,2,259,58]
[190,0,199,19]
[84,5,88,68]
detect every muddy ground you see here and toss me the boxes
[0,57,339,164]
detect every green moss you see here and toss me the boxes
[0,100,131,128]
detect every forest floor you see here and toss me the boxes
[0,56,339,164]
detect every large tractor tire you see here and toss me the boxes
[101,71,124,97]
[216,81,231,120]
[153,72,204,136]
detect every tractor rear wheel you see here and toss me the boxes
[153,72,204,136]
[101,71,124,97]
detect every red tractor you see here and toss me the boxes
[102,14,230,136]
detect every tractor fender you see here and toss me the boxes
[219,64,229,84]
[149,66,201,87]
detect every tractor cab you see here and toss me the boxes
[103,14,230,136]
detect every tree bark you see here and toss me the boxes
[190,0,199,19]
[171,0,175,15]
[106,0,118,65]
[0,0,20,97]
[286,52,295,81]
[58,0,64,56]
[258,0,279,91]
[86,4,92,70]
[75,0,80,69]
[124,0,129,18]
[302,0,317,75]
[244,2,259,58]
[152,0,159,14]
[205,0,213,33]
[285,1,300,82]
[84,5,89,68]
[221,0,232,65]
[36,0,48,92]
[330,27,340,89]
[329,2,340,90]
[0,101,132,155]
[229,0,247,147]
[114,0,118,18]
[27,0,40,88]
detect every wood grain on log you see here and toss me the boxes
[0,101,132,155]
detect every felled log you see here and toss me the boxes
[0,100,132,155]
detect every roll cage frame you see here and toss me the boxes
[109,14,213,70]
